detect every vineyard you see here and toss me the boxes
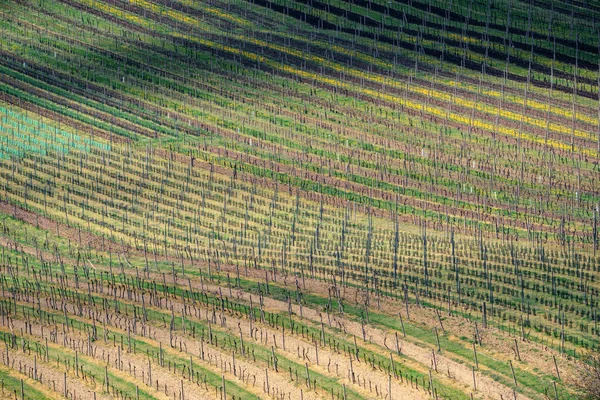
[0,0,598,398]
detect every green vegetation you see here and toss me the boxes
[0,0,597,398]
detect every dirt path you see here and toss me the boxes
[0,217,578,399]
[193,260,577,398]
[0,336,111,400]
[4,317,221,400]
[12,284,351,400]
[196,280,531,400]
[152,289,425,400]
[0,362,66,400]
[145,318,313,400]
[5,299,294,400]
[6,270,420,400]
[4,310,266,400]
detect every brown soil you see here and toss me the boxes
[0,207,581,399]
[0,340,110,400]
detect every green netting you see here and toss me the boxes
[0,105,110,160]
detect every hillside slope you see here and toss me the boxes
[0,0,598,398]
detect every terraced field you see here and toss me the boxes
[0,0,598,398]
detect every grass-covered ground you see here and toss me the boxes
[0,0,598,398]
